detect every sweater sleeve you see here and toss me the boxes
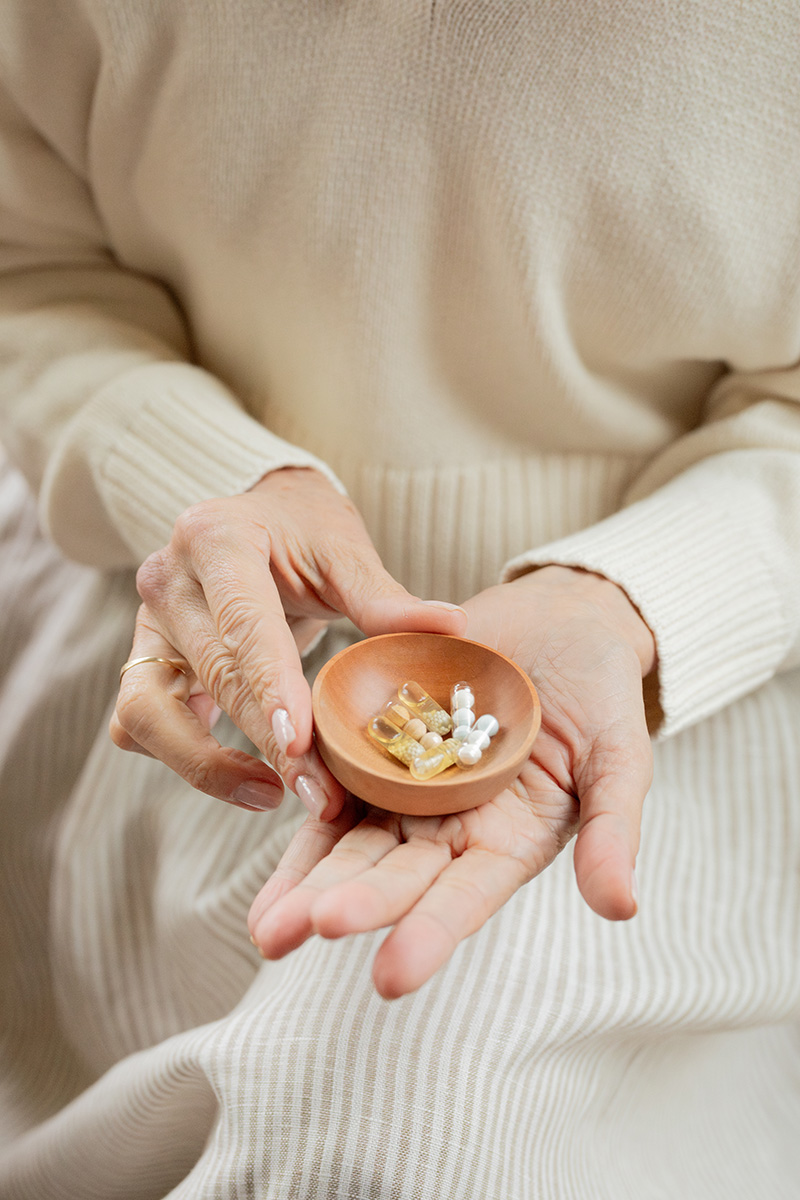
[501,372,800,738]
[0,35,342,569]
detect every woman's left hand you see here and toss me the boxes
[248,566,657,998]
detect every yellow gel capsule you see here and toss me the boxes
[397,681,453,735]
[409,736,460,780]
[378,699,414,728]
[367,715,424,768]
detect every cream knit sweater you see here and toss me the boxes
[1,1,799,741]
[1,5,800,1198]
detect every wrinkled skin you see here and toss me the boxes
[113,469,655,997]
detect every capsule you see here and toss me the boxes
[378,698,415,729]
[398,681,452,735]
[452,707,476,733]
[450,682,475,712]
[456,742,483,768]
[367,715,425,767]
[420,731,443,750]
[409,736,460,780]
[474,713,500,737]
[465,728,491,751]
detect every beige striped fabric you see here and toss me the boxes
[1,452,798,1197]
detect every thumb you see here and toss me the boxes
[324,546,468,639]
[572,723,652,922]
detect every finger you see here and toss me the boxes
[572,722,653,921]
[139,522,312,758]
[249,809,404,957]
[317,540,468,639]
[114,618,285,811]
[309,838,454,939]
[371,845,530,999]
[177,531,346,819]
[137,562,345,820]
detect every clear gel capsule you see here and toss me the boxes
[367,715,425,767]
[452,707,476,731]
[409,736,460,780]
[465,728,491,751]
[450,682,475,711]
[456,742,483,768]
[452,724,471,742]
[474,714,500,737]
[398,681,453,735]
[420,731,443,750]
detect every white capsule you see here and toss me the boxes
[450,683,475,711]
[465,728,491,750]
[453,708,476,729]
[451,724,471,742]
[474,714,499,737]
[420,731,443,750]
[456,742,483,768]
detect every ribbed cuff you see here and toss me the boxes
[44,362,345,565]
[501,467,792,738]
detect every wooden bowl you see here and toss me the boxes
[311,633,541,816]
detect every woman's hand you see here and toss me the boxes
[248,566,656,996]
[110,468,467,818]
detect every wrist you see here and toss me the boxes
[514,565,657,677]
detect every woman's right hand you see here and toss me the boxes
[110,467,467,819]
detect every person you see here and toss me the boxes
[0,2,798,1196]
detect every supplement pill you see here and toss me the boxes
[456,742,483,768]
[474,714,500,736]
[398,681,453,735]
[465,728,491,751]
[367,715,425,767]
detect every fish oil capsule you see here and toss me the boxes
[474,714,499,737]
[456,741,483,768]
[409,736,460,780]
[420,731,443,750]
[367,715,425,767]
[398,681,452,735]
[378,698,415,729]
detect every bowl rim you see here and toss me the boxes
[311,631,541,798]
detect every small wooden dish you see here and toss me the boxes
[311,633,541,816]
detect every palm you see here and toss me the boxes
[249,568,653,998]
[248,727,581,998]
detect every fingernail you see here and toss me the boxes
[420,600,467,614]
[630,869,639,912]
[295,774,327,819]
[271,708,297,754]
[233,781,283,811]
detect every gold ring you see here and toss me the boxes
[119,656,190,682]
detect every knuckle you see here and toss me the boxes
[135,550,171,604]
[115,688,161,747]
[109,711,137,752]
[201,649,254,716]
[172,499,226,551]
[183,755,218,797]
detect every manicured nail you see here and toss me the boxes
[295,775,327,819]
[271,708,297,754]
[420,600,466,613]
[233,780,283,811]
